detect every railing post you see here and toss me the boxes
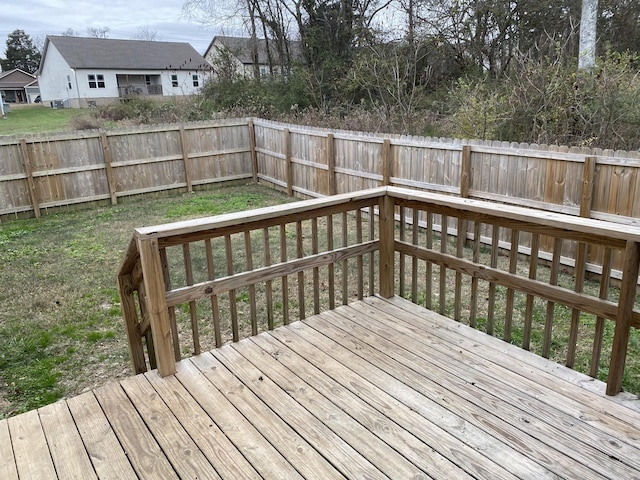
[379,193,395,298]
[118,273,147,374]
[137,237,176,377]
[607,240,640,395]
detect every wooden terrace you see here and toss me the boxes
[2,186,640,478]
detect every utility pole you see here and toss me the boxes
[578,0,598,70]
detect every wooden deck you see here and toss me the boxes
[2,296,640,480]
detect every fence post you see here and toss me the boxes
[285,128,293,197]
[179,126,193,193]
[381,139,391,186]
[137,237,176,377]
[19,139,40,218]
[580,156,597,218]
[379,193,395,298]
[327,133,336,195]
[460,145,472,198]
[248,119,258,183]
[606,240,640,395]
[100,132,118,205]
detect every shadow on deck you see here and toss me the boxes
[2,296,640,479]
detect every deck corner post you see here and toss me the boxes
[379,193,395,298]
[606,240,640,395]
[137,237,176,377]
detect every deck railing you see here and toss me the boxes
[118,186,640,396]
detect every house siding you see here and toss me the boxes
[38,43,77,105]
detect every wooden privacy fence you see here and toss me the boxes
[0,119,256,218]
[5,117,640,278]
[118,187,640,396]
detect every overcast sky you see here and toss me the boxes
[0,0,234,55]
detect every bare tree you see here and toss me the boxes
[87,26,110,39]
[134,25,162,41]
[61,28,79,37]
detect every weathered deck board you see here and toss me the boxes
[1,296,640,479]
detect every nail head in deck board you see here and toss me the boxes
[352,299,640,478]
[66,392,137,480]
[7,409,56,479]
[378,297,640,441]
[269,324,519,480]
[244,334,458,479]
[175,359,304,479]
[94,382,178,479]
[145,371,261,479]
[0,419,18,480]
[299,311,562,479]
[213,346,388,479]
[38,401,98,480]
[190,352,348,479]
[119,375,222,479]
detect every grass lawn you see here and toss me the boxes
[0,184,293,418]
[0,104,89,136]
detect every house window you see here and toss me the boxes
[259,66,267,77]
[171,74,178,87]
[88,74,105,89]
[67,75,72,90]
[192,75,199,87]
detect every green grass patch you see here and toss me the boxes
[0,183,291,418]
[0,105,90,136]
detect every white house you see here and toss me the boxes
[204,36,302,79]
[37,36,212,108]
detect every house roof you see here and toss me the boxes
[0,69,36,89]
[41,36,212,72]
[206,36,303,65]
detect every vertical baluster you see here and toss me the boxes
[543,238,563,358]
[327,214,335,309]
[182,243,200,355]
[225,234,239,341]
[567,241,588,368]
[369,205,375,297]
[504,229,520,342]
[412,208,419,304]
[469,221,480,328]
[522,233,540,350]
[262,228,274,330]
[454,217,467,321]
[399,207,406,298]
[159,247,181,361]
[425,211,433,309]
[486,225,500,335]
[296,221,306,319]
[245,231,258,336]
[312,217,320,313]
[204,239,221,347]
[590,247,613,377]
[356,209,364,300]
[342,211,348,305]
[439,214,448,315]
[280,224,289,325]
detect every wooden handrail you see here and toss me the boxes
[119,186,640,395]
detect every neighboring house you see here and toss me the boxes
[204,36,302,79]
[37,35,212,108]
[0,69,40,103]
